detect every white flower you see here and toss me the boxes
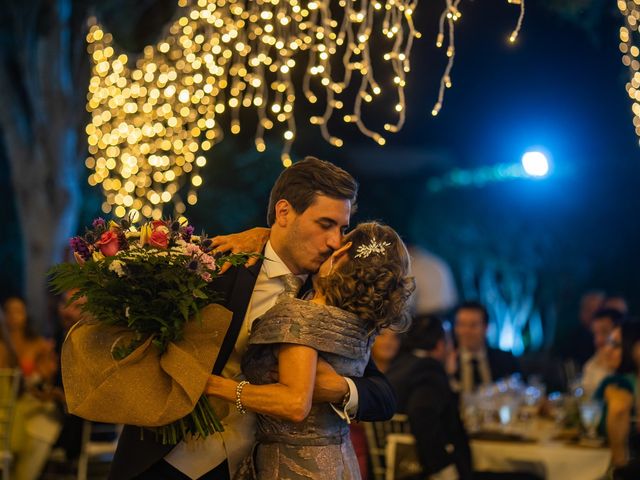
[109,260,126,277]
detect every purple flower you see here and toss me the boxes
[92,218,106,229]
[182,225,195,242]
[70,236,92,260]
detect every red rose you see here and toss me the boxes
[96,231,120,256]
[149,230,169,249]
[151,220,167,231]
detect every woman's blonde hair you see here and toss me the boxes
[315,222,415,331]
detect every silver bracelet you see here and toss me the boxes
[235,380,249,414]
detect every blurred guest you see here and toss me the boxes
[560,290,606,368]
[0,305,18,368]
[57,288,86,334]
[350,328,403,478]
[603,295,629,316]
[2,296,63,480]
[388,315,473,480]
[3,296,56,382]
[450,301,520,394]
[594,321,640,475]
[371,328,401,374]
[582,308,625,398]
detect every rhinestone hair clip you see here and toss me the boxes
[354,237,392,259]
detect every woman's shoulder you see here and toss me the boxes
[595,373,635,399]
[259,298,363,329]
[250,298,371,358]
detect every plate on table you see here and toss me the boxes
[469,430,537,443]
[551,427,580,443]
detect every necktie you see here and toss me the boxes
[471,357,483,390]
[277,273,304,303]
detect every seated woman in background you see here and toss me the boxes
[582,309,625,398]
[2,296,56,384]
[594,320,640,479]
[2,296,64,480]
[0,305,18,368]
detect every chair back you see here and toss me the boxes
[0,369,21,451]
[76,421,122,480]
[364,414,412,480]
[385,433,423,480]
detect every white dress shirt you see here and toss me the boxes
[459,348,492,394]
[165,241,305,478]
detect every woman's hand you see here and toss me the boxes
[313,358,349,403]
[211,227,270,273]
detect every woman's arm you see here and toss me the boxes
[605,384,634,467]
[206,343,318,423]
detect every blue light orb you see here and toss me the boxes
[521,151,550,178]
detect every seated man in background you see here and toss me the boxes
[450,301,520,394]
[582,308,625,398]
[388,315,473,480]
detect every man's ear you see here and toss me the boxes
[274,199,292,227]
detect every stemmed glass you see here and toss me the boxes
[498,394,520,432]
[579,400,603,440]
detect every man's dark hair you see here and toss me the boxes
[266,156,358,226]
[592,308,625,327]
[403,314,445,352]
[618,319,640,375]
[454,300,489,326]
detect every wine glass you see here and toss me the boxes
[498,394,520,432]
[579,400,603,440]
[547,392,567,425]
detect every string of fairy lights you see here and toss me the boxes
[86,0,524,219]
[619,0,640,146]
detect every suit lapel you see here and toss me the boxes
[212,259,262,374]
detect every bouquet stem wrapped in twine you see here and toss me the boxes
[62,304,232,444]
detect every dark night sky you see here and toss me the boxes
[1,0,638,328]
[335,0,640,327]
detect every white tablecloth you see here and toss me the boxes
[471,438,610,480]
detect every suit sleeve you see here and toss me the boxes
[348,358,397,421]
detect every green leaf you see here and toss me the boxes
[192,288,208,299]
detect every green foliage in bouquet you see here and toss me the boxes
[49,215,258,443]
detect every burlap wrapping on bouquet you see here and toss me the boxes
[61,303,231,427]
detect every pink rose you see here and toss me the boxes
[149,230,169,249]
[96,231,120,256]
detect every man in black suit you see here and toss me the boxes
[109,157,397,479]
[388,315,473,480]
[451,301,520,394]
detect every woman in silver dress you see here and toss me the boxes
[205,221,414,479]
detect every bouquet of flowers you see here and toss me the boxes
[49,215,253,444]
